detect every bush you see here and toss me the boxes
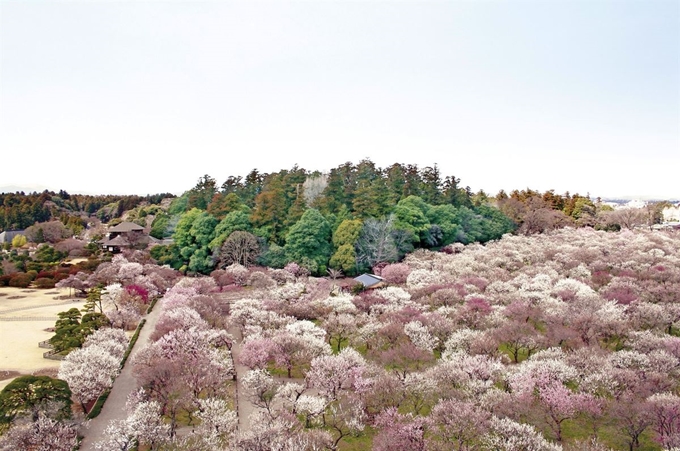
[54,272,70,282]
[73,259,101,272]
[86,390,110,419]
[36,270,56,279]
[35,278,56,289]
[25,270,38,281]
[146,298,159,314]
[120,319,146,368]
[9,273,32,288]
[0,275,11,286]
[372,261,389,276]
[350,282,366,295]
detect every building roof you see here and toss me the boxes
[101,235,131,246]
[353,273,385,288]
[0,230,26,243]
[100,233,159,247]
[108,221,144,233]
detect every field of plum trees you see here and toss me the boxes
[2,227,680,450]
[219,228,680,450]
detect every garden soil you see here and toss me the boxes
[0,287,86,387]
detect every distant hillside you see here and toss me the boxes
[0,191,175,232]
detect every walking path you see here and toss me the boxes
[78,301,163,451]
[228,326,256,431]
[78,291,259,449]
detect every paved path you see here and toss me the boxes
[228,326,256,431]
[78,301,163,451]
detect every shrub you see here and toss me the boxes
[36,270,56,279]
[351,282,366,295]
[120,319,146,368]
[86,390,110,419]
[0,275,12,286]
[35,278,56,289]
[9,273,32,288]
[54,272,70,282]
[25,270,38,281]
[74,259,101,272]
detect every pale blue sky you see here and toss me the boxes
[1,0,678,198]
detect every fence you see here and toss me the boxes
[43,350,65,361]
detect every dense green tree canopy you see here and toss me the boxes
[0,191,172,232]
[393,196,431,244]
[332,219,363,248]
[210,210,253,250]
[329,219,363,275]
[173,208,218,273]
[284,209,332,275]
[207,192,248,220]
[0,375,72,425]
[329,243,357,275]
[49,308,108,354]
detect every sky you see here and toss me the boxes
[1,0,678,199]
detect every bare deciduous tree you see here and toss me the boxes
[303,173,328,206]
[355,215,409,268]
[217,231,260,268]
[603,207,650,230]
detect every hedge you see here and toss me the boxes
[120,319,146,369]
[86,390,110,419]
[146,297,160,314]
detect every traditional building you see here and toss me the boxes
[0,230,25,244]
[99,221,158,253]
[663,205,680,223]
[353,273,386,289]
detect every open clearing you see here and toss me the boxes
[0,287,86,389]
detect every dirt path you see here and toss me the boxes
[0,288,86,376]
[0,317,61,321]
[0,300,78,315]
[78,301,163,451]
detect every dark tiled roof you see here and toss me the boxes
[108,222,144,233]
[101,235,131,246]
[353,273,385,288]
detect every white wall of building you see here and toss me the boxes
[663,206,680,222]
